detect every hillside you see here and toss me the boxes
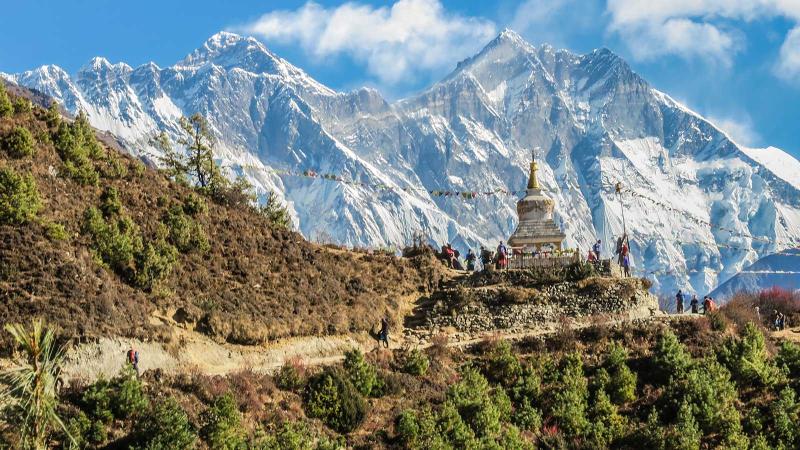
[4,30,800,298]
[0,83,442,354]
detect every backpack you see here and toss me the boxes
[128,349,136,364]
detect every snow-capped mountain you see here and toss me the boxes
[4,29,800,297]
[709,248,800,301]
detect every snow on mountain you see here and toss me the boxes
[709,248,800,301]
[4,29,800,297]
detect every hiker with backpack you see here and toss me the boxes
[593,239,602,260]
[675,290,684,314]
[690,295,699,314]
[622,253,631,277]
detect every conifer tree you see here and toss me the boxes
[177,113,219,189]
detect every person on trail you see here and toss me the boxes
[622,253,631,277]
[379,318,390,348]
[755,306,761,323]
[587,248,597,262]
[442,244,456,268]
[593,240,602,260]
[480,246,492,271]
[127,346,140,376]
[496,241,508,270]
[702,296,712,315]
[465,249,477,271]
[676,290,684,314]
[690,295,699,314]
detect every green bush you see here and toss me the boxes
[0,83,11,117]
[81,378,114,425]
[769,387,799,448]
[275,360,307,392]
[550,352,589,436]
[400,348,430,376]
[603,341,638,404]
[670,400,702,450]
[484,340,522,387]
[667,359,744,441]
[343,349,378,397]
[776,341,800,380]
[45,101,61,128]
[652,330,693,384]
[111,365,148,420]
[303,367,366,433]
[12,97,32,115]
[52,111,104,185]
[445,366,509,440]
[395,408,448,449]
[44,221,69,241]
[82,206,142,275]
[587,389,626,448]
[509,364,542,406]
[183,192,208,216]
[258,191,292,230]
[63,410,92,450]
[512,398,542,432]
[200,393,245,450]
[566,261,595,281]
[133,398,196,450]
[133,232,178,291]
[717,323,782,387]
[163,204,210,253]
[2,126,35,158]
[0,166,42,225]
[251,421,341,450]
[100,186,122,218]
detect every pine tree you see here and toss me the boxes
[671,400,702,450]
[150,131,189,183]
[259,191,292,230]
[177,113,219,189]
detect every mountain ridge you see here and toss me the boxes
[3,29,799,297]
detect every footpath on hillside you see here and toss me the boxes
[53,262,666,383]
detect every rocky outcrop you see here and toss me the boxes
[410,276,659,338]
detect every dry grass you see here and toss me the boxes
[0,90,443,353]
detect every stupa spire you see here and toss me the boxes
[527,148,540,190]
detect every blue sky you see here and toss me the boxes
[2,0,799,158]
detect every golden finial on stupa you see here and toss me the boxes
[527,148,540,190]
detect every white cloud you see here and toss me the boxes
[707,113,762,147]
[776,26,800,83]
[236,0,496,85]
[606,0,800,65]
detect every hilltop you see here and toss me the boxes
[0,82,441,354]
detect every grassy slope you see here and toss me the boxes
[0,87,442,354]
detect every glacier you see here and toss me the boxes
[3,29,800,298]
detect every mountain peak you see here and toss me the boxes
[180,31,273,70]
[78,57,132,76]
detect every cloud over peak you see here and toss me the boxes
[236,0,496,85]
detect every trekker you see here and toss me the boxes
[593,240,602,260]
[444,244,456,268]
[615,236,624,265]
[702,296,712,315]
[496,241,508,270]
[480,246,492,271]
[622,253,631,277]
[127,346,140,376]
[465,249,477,271]
[755,306,761,323]
[587,248,597,262]
[675,290,684,314]
[378,318,390,348]
[690,295,699,314]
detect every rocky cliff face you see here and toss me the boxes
[4,29,800,297]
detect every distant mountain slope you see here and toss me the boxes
[4,29,800,296]
[709,248,800,301]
